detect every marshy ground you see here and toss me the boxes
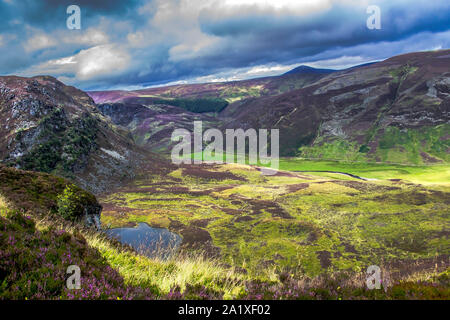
[1,161,449,299]
[100,160,450,279]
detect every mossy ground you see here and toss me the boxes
[298,124,449,165]
[1,161,449,300]
[100,161,450,279]
[0,165,98,218]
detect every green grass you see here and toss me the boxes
[1,164,449,300]
[83,230,248,298]
[0,205,248,299]
[273,158,450,185]
[298,124,450,165]
[100,161,449,279]
[173,151,450,185]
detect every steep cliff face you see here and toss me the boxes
[0,76,149,193]
[0,165,101,228]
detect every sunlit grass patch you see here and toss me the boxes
[270,158,450,185]
[99,159,449,278]
[85,233,246,297]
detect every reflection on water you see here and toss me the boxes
[105,223,182,259]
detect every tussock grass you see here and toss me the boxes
[101,162,449,277]
[0,193,12,217]
[0,194,9,210]
[86,234,247,297]
[34,216,248,299]
[2,202,448,300]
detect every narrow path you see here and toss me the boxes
[293,170,375,181]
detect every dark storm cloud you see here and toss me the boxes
[0,0,147,74]
[42,0,141,11]
[0,0,146,30]
[195,1,450,69]
[0,0,449,90]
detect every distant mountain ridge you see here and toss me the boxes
[88,70,328,104]
[222,49,450,161]
[88,67,333,151]
[283,65,336,75]
[91,49,450,164]
[0,49,448,195]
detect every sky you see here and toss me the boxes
[0,0,449,90]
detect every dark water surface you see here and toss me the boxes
[105,223,182,259]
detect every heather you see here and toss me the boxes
[0,205,448,300]
[0,165,98,220]
[0,160,449,300]
[101,162,449,278]
[240,271,450,300]
[0,209,157,299]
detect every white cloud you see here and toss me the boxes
[149,0,220,61]
[204,0,371,19]
[18,44,130,82]
[220,0,333,14]
[305,56,370,69]
[169,62,299,84]
[24,33,57,52]
[245,64,296,76]
[127,31,146,47]
[62,28,109,46]
[76,45,130,80]
[169,34,220,61]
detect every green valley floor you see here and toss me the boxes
[100,160,450,279]
[1,161,449,299]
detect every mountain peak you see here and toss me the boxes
[283,65,336,75]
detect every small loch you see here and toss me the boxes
[105,222,182,259]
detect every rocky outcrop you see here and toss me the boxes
[82,204,102,230]
[0,75,150,194]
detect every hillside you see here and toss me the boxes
[0,165,448,300]
[222,50,450,160]
[89,50,449,163]
[89,71,329,104]
[95,102,221,153]
[284,65,336,75]
[0,165,101,226]
[0,76,157,193]
[0,50,448,301]
[88,71,331,151]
